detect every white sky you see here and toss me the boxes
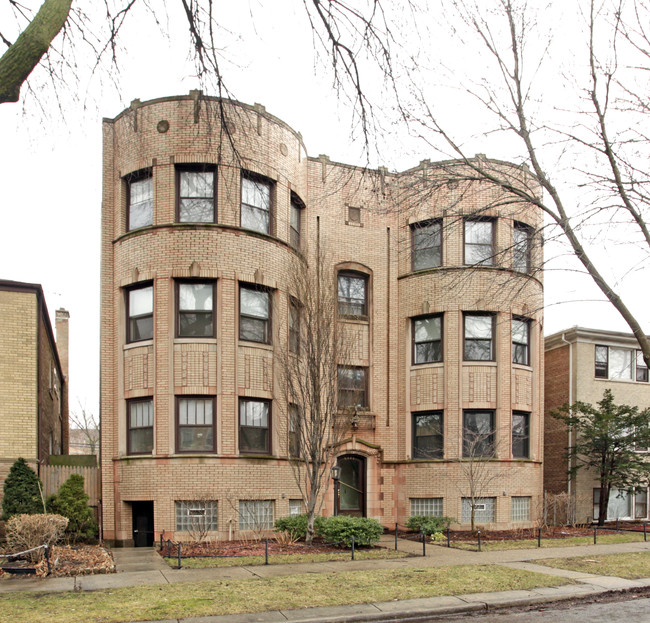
[0,1,648,415]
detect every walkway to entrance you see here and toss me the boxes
[111,547,169,574]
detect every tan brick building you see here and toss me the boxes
[0,280,69,507]
[101,93,544,546]
[545,327,650,523]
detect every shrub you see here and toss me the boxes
[2,458,44,520]
[47,474,98,543]
[6,514,68,562]
[316,515,383,547]
[406,515,455,535]
[274,514,313,540]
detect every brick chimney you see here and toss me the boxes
[55,308,70,380]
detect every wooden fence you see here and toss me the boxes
[40,465,100,507]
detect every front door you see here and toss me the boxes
[131,501,154,547]
[337,455,366,517]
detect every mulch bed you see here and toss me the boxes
[160,539,354,558]
[0,545,115,578]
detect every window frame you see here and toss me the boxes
[464,218,495,266]
[511,496,531,522]
[412,313,443,365]
[239,398,271,455]
[289,403,300,458]
[239,500,274,531]
[127,397,154,456]
[289,298,301,354]
[513,221,532,273]
[463,313,496,362]
[512,411,530,459]
[175,164,217,223]
[637,350,649,382]
[239,284,272,344]
[241,172,273,235]
[175,500,218,532]
[337,271,368,318]
[175,280,216,338]
[410,498,443,517]
[126,169,153,231]
[462,409,496,458]
[126,282,154,343]
[595,344,647,382]
[175,396,216,454]
[411,219,442,271]
[412,411,444,459]
[337,366,368,410]
[512,316,531,366]
[290,192,304,249]
[462,497,496,523]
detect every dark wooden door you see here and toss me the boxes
[337,455,366,517]
[131,501,154,547]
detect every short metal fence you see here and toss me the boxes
[0,544,52,575]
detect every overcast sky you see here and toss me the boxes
[1,1,648,415]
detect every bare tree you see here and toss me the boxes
[276,246,354,546]
[69,400,99,455]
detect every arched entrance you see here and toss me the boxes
[336,455,366,517]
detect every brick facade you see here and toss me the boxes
[101,93,544,545]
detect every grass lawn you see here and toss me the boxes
[541,551,650,579]
[166,547,408,568]
[0,564,570,623]
[441,532,647,551]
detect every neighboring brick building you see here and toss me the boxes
[0,280,69,507]
[101,92,544,546]
[544,327,650,523]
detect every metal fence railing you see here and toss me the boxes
[0,544,51,575]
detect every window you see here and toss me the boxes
[412,411,443,459]
[175,500,218,532]
[239,500,274,530]
[290,193,304,249]
[463,410,495,458]
[513,222,532,273]
[289,404,300,457]
[413,314,443,364]
[410,498,443,517]
[127,171,153,230]
[337,272,368,317]
[464,313,495,361]
[239,399,270,454]
[511,497,531,522]
[176,397,215,453]
[289,298,301,354]
[239,285,271,343]
[289,500,303,516]
[347,206,361,224]
[595,345,647,382]
[127,398,153,455]
[241,174,272,234]
[464,219,494,265]
[176,166,216,222]
[593,488,649,520]
[127,284,153,342]
[512,317,530,366]
[512,412,530,458]
[338,366,368,410]
[411,220,442,271]
[462,497,496,523]
[177,282,215,337]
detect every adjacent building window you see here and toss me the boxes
[338,366,368,410]
[177,281,215,338]
[239,285,271,343]
[176,397,215,453]
[127,284,153,342]
[239,500,274,530]
[239,399,270,454]
[595,345,648,382]
[512,412,530,458]
[593,488,648,521]
[464,313,495,361]
[175,500,218,532]
[127,398,153,455]
[337,272,368,317]
[462,497,496,523]
[241,174,272,234]
[289,404,300,457]
[289,298,301,354]
[127,170,153,230]
[410,498,443,517]
[413,314,443,365]
[464,219,494,265]
[511,496,531,522]
[411,219,442,271]
[412,411,443,459]
[290,193,304,249]
[513,222,532,273]
[463,410,495,458]
[176,166,216,222]
[512,317,530,366]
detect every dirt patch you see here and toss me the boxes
[0,545,115,578]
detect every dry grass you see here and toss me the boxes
[540,551,650,579]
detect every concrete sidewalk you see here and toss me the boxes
[2,537,650,622]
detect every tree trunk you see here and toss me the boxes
[598,483,609,526]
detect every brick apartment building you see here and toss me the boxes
[0,280,69,507]
[545,327,650,523]
[101,92,544,546]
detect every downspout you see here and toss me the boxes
[560,333,574,502]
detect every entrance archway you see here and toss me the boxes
[336,455,366,517]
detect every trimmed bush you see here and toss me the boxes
[6,514,68,562]
[316,516,383,547]
[274,514,309,540]
[47,474,98,543]
[2,458,44,520]
[406,515,455,535]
